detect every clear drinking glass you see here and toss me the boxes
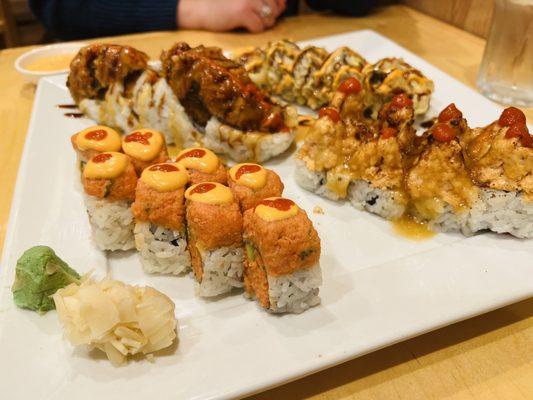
[477,0,533,106]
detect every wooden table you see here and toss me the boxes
[0,5,531,399]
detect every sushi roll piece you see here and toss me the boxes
[227,163,284,211]
[346,93,417,219]
[292,46,328,106]
[237,46,268,88]
[122,129,169,174]
[296,90,419,220]
[461,106,533,238]
[132,163,192,274]
[82,152,137,251]
[71,125,122,165]
[404,104,478,234]
[162,42,297,163]
[243,197,322,314]
[263,40,301,101]
[185,182,244,297]
[175,147,227,185]
[362,57,434,117]
[307,47,367,109]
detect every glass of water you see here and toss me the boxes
[477,0,533,106]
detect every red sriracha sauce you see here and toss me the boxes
[85,129,107,141]
[438,103,463,122]
[391,93,413,109]
[235,164,262,180]
[318,107,340,123]
[432,123,456,142]
[337,77,362,95]
[499,107,526,127]
[93,153,113,163]
[380,127,398,139]
[258,198,295,211]
[190,182,216,195]
[176,148,206,161]
[505,123,532,148]
[149,164,179,172]
[125,131,152,145]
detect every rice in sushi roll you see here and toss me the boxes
[461,106,533,238]
[82,152,137,251]
[227,163,284,211]
[132,163,192,274]
[185,182,244,297]
[122,129,169,175]
[175,147,227,185]
[243,197,322,314]
[71,125,122,165]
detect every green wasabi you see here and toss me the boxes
[12,246,80,313]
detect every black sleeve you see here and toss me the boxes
[29,0,178,40]
[304,0,377,16]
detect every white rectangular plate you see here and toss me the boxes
[1,30,532,400]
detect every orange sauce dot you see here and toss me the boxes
[258,198,295,211]
[84,129,107,141]
[235,164,262,180]
[176,148,206,161]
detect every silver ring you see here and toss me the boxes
[260,4,272,19]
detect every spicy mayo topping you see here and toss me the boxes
[254,197,298,222]
[229,163,267,189]
[83,152,129,179]
[175,147,219,173]
[140,163,189,192]
[185,182,233,205]
[122,129,164,161]
[75,125,122,152]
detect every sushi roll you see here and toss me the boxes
[227,163,284,211]
[132,163,192,274]
[404,104,478,234]
[461,106,533,238]
[362,57,434,117]
[71,125,122,165]
[175,147,227,185]
[263,40,301,101]
[68,44,195,146]
[82,152,137,251]
[122,129,169,175]
[243,197,322,314]
[185,182,244,297]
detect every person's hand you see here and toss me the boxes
[178,0,286,33]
